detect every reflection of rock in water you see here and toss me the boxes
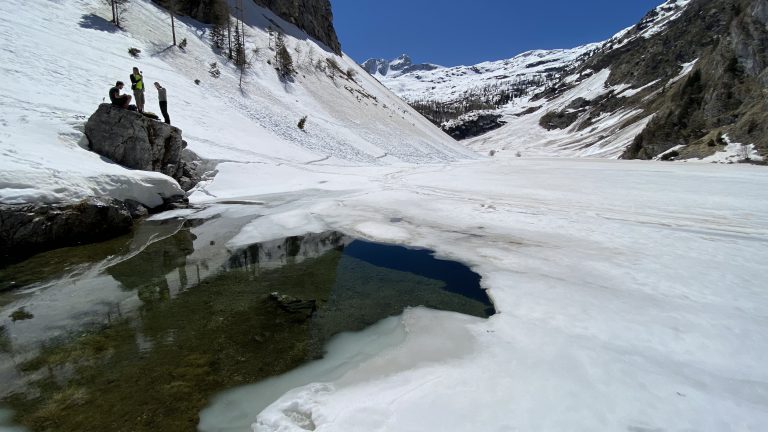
[3,239,345,432]
[107,228,196,292]
[0,325,10,353]
[227,231,348,271]
[2,230,494,432]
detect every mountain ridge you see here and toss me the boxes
[361,0,767,162]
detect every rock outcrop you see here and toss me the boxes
[583,0,768,159]
[152,0,340,54]
[533,0,768,160]
[444,114,506,140]
[253,0,341,54]
[0,105,200,265]
[0,198,133,264]
[84,104,199,190]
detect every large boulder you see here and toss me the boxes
[85,104,185,181]
[0,197,133,265]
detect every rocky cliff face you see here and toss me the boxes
[576,0,768,159]
[253,0,341,54]
[154,0,341,54]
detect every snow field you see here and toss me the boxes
[191,157,768,432]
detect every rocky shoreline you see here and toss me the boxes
[0,105,203,266]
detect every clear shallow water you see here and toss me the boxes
[0,217,493,431]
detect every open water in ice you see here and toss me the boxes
[0,215,493,431]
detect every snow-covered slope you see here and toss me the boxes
[0,0,476,207]
[191,158,768,432]
[465,69,656,158]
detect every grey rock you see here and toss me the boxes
[269,292,317,320]
[539,110,580,131]
[0,197,133,265]
[85,104,185,180]
[124,199,150,219]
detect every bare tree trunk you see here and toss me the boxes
[170,0,177,46]
[110,0,116,24]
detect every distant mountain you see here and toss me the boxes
[364,0,768,162]
[360,54,442,78]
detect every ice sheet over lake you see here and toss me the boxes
[192,157,768,432]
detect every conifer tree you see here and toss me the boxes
[275,32,295,79]
[210,0,229,51]
[232,22,246,66]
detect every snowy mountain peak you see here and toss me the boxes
[606,0,692,47]
[360,54,442,78]
[389,54,413,70]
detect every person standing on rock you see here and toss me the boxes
[154,82,171,125]
[109,81,132,108]
[130,67,145,113]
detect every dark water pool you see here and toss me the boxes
[0,220,493,431]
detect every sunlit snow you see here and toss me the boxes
[1,0,767,431]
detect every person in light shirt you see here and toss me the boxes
[154,82,170,125]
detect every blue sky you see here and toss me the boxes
[332,0,664,66]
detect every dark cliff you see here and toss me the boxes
[156,0,341,54]
[253,0,341,54]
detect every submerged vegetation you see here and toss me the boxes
[1,224,492,431]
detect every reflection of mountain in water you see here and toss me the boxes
[2,226,494,432]
[227,231,349,270]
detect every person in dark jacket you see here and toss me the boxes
[130,67,145,113]
[154,82,170,124]
[109,81,132,108]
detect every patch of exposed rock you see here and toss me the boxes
[0,198,133,265]
[443,114,507,140]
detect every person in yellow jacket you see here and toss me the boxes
[130,67,145,113]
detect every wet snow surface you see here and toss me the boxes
[193,158,768,432]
